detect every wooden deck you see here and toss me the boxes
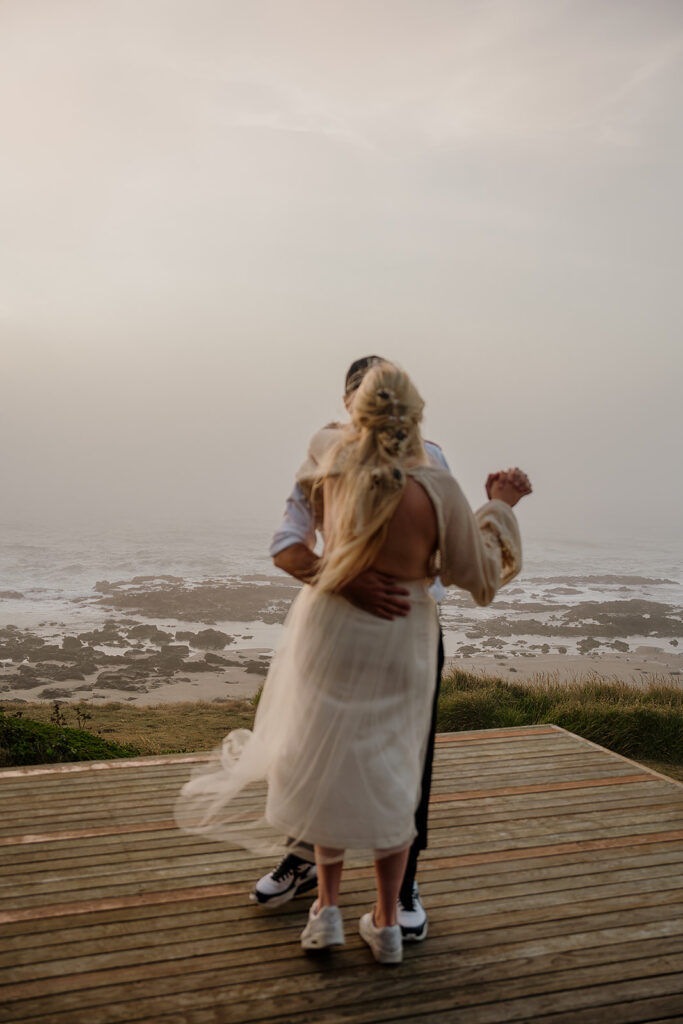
[1,725,683,1024]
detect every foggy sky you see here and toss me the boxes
[1,0,682,544]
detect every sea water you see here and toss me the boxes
[1,519,681,657]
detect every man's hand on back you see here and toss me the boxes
[340,569,411,620]
[274,547,411,620]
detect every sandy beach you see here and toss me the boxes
[444,648,682,687]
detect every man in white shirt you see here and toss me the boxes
[251,356,450,942]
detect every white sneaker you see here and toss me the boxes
[359,911,403,964]
[300,901,345,951]
[250,853,318,908]
[397,882,428,942]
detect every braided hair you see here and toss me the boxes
[314,362,426,593]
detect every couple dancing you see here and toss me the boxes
[176,357,531,965]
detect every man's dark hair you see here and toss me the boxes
[344,355,387,396]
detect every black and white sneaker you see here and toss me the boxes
[250,854,318,908]
[397,882,428,942]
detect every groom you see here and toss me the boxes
[251,355,450,942]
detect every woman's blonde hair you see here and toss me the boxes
[314,362,426,593]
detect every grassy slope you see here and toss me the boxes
[0,714,140,766]
[1,674,682,778]
[0,698,256,763]
[437,672,683,764]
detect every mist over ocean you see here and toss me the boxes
[1,519,681,606]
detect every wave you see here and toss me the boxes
[525,575,679,586]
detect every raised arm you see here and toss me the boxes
[415,468,525,606]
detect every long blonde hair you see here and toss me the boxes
[314,362,426,593]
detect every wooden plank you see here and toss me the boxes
[435,727,558,742]
[1,726,682,1024]
[4,828,683,914]
[380,996,683,1024]
[4,936,683,1024]
[5,828,683,909]
[2,944,683,1024]
[531,999,683,1024]
[1,888,679,983]
[0,820,177,848]
[154,968,683,1024]
[4,881,683,968]
[5,823,683,888]
[6,848,683,951]
[2,815,679,883]
[3,876,683,951]
[430,774,654,801]
[7,886,683,972]
[5,901,683,995]
[0,752,648,807]
[5,892,683,985]
[426,778,668,801]
[418,829,683,869]
[5,895,683,999]
[6,808,681,886]
[3,777,663,841]
[425,804,683,832]
[5,913,682,1003]
[0,754,212,778]
[426,763,648,782]
[4,833,681,896]
[0,879,244,922]
[427,790,681,818]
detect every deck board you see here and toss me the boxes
[1,725,682,1023]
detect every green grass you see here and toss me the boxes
[0,712,140,767]
[437,671,683,764]
[0,698,257,764]
[1,674,682,775]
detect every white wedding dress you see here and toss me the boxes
[175,431,521,860]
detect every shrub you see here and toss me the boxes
[0,711,140,767]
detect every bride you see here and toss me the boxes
[176,361,530,964]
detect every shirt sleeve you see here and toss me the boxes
[269,482,317,557]
[424,441,450,472]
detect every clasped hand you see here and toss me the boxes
[485,467,532,507]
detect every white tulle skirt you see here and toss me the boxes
[175,581,439,861]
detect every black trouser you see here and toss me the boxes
[399,627,444,901]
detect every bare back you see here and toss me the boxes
[324,476,438,582]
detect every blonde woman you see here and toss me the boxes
[176,362,530,964]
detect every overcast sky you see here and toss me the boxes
[1,0,682,544]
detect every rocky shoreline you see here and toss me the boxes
[1,572,681,704]
[0,618,274,704]
[87,574,300,624]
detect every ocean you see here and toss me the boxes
[1,519,681,672]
